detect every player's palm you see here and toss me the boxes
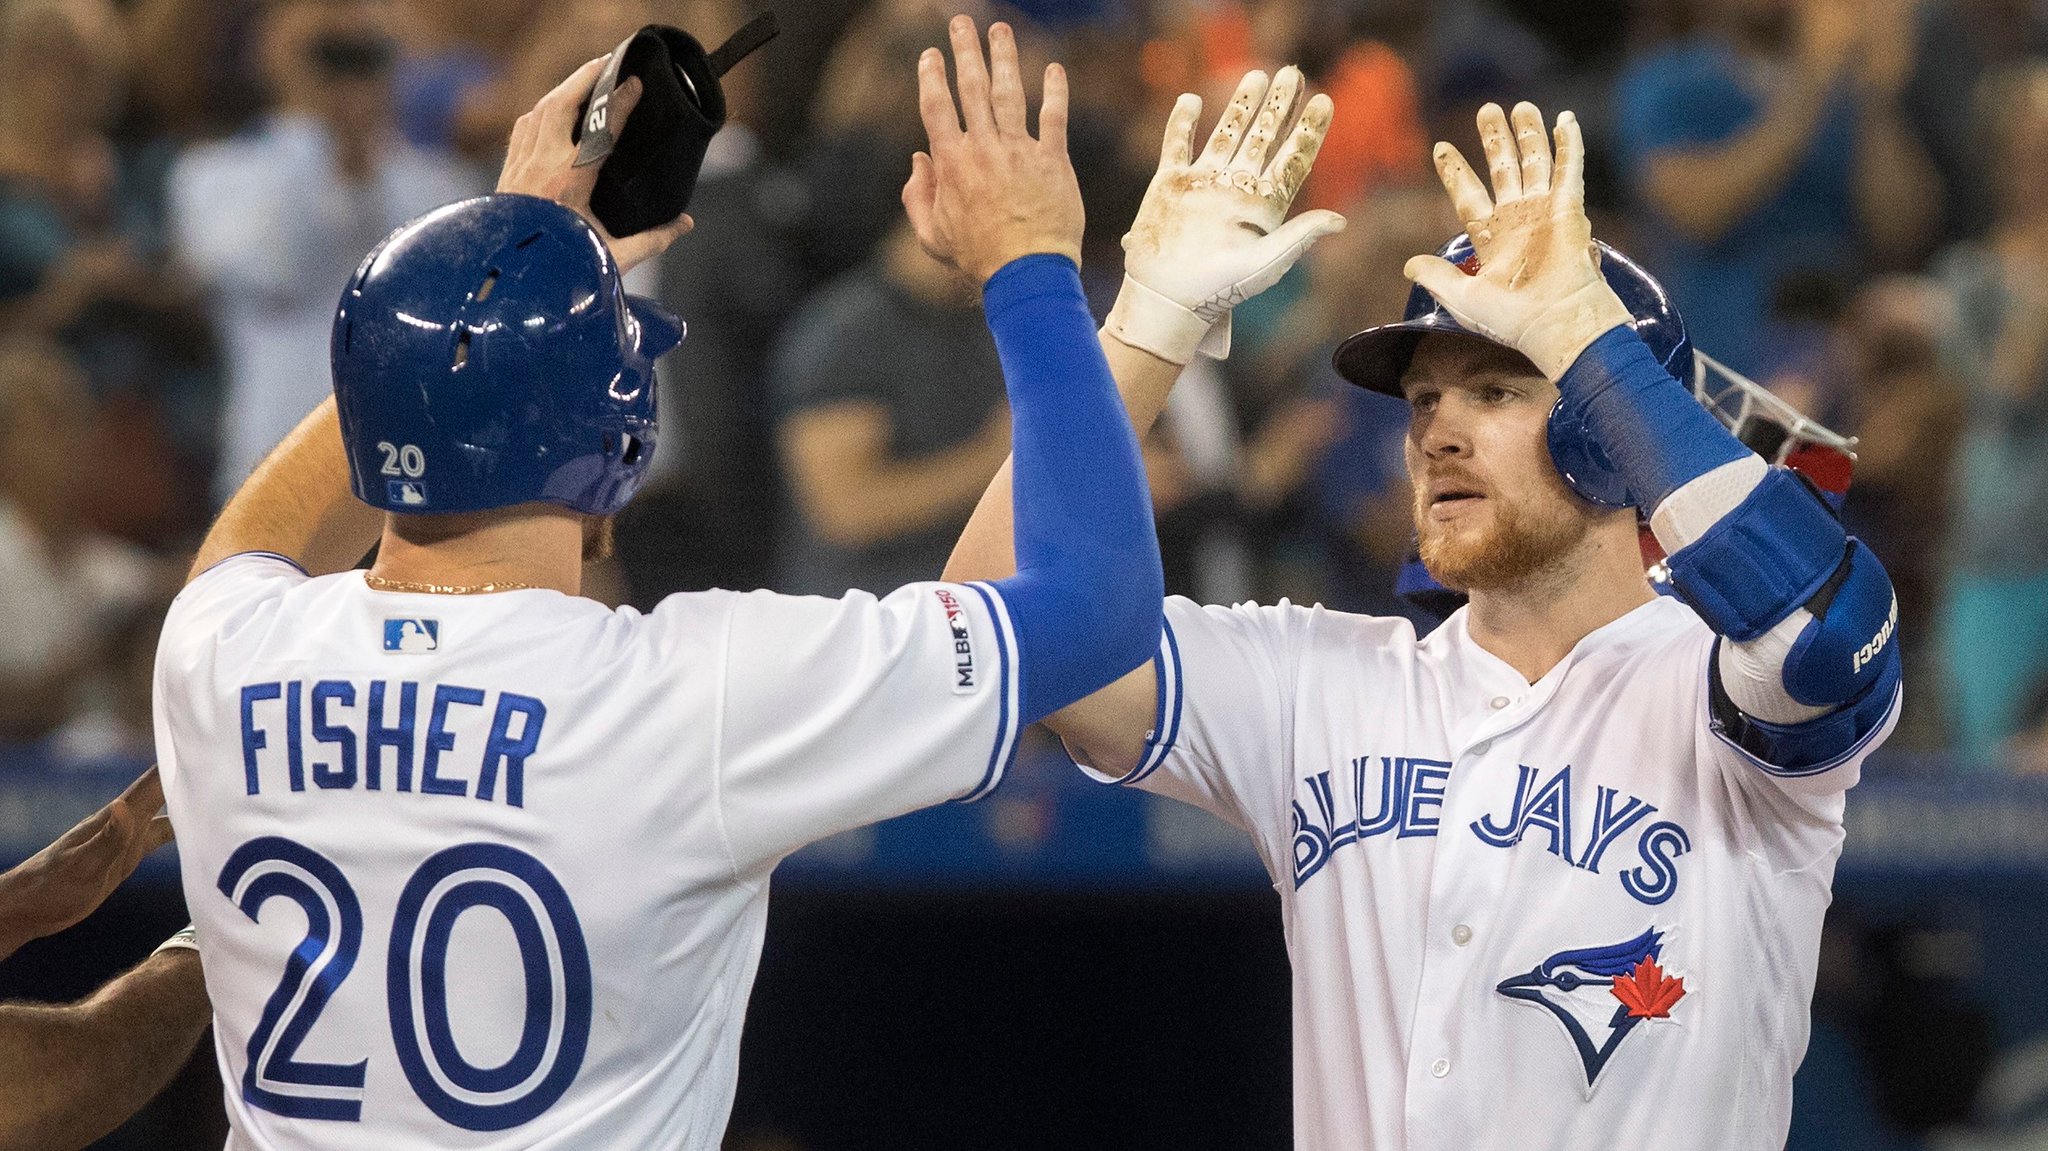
[901,17,1083,285]
[1123,68,1345,323]
[1404,102,1631,380]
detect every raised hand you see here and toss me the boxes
[1401,102,1632,380]
[900,16,1083,285]
[1108,66,1346,364]
[0,766,175,961]
[496,55,693,274]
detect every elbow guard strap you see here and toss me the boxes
[1665,466,1844,643]
[1711,630,1901,774]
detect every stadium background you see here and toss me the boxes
[3,0,2047,1146]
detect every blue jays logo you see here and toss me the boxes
[383,618,439,653]
[1496,927,1688,1095]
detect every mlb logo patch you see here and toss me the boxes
[388,480,429,506]
[383,619,439,653]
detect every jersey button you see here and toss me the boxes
[1451,924,1473,947]
[1489,695,1512,710]
[1431,1058,1451,1078]
[1470,740,1492,757]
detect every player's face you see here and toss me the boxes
[1400,336,1595,591]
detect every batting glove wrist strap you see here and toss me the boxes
[1105,276,1226,365]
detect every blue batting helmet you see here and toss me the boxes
[1330,234,1690,508]
[331,194,683,516]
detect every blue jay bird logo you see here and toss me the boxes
[1497,927,1688,1095]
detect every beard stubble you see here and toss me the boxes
[1415,486,1586,593]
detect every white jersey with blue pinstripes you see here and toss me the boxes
[153,552,1022,1151]
[1091,593,1898,1151]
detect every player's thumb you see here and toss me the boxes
[1403,253,1467,309]
[610,213,693,274]
[1269,209,1347,256]
[902,152,938,234]
[1245,209,1347,291]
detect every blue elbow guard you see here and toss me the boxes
[1665,467,1844,643]
[1781,537,1900,709]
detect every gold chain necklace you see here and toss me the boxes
[362,572,539,595]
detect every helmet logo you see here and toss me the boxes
[1457,254,1483,275]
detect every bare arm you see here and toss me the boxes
[1852,106,1940,264]
[784,403,1012,548]
[1638,88,1829,243]
[0,768,173,963]
[0,948,210,1151]
[944,67,1343,776]
[946,333,1181,576]
[1636,0,1852,244]
[188,57,693,584]
[187,396,380,582]
[1849,1,1942,265]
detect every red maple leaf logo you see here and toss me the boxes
[1456,253,1483,275]
[1611,956,1686,1019]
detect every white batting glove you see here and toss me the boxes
[1401,103,1632,381]
[1106,67,1347,365]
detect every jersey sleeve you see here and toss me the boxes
[156,552,309,673]
[1078,596,1313,839]
[1695,630,1900,872]
[153,553,309,785]
[711,580,1023,871]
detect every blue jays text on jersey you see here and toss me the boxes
[1289,754,1692,905]
[238,678,546,805]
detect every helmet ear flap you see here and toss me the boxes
[1546,396,1635,509]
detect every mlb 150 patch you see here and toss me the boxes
[384,619,440,653]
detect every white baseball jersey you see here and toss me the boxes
[1097,594,1899,1151]
[154,552,1022,1150]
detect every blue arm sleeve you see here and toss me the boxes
[981,254,1164,726]
[1556,326,1752,510]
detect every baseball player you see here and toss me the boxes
[946,94,1902,1149]
[153,24,1170,1148]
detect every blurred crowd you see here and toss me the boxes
[1,0,2046,772]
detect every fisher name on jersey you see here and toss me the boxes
[153,552,1023,1151]
[1088,594,1899,1151]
